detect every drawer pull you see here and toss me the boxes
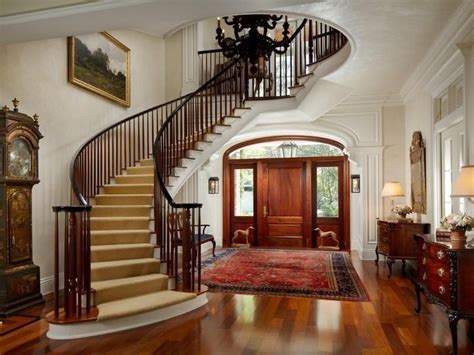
[422,257,427,265]
[439,286,446,295]
[437,268,445,277]
[422,272,427,280]
[437,250,445,260]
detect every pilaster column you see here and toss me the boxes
[181,24,200,95]
[457,34,474,164]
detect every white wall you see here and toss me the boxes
[383,105,407,216]
[0,29,166,293]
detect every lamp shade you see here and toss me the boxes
[381,181,404,197]
[451,165,474,197]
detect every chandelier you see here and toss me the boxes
[215,14,291,74]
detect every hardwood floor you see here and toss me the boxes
[1,253,473,354]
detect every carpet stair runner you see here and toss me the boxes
[90,158,196,321]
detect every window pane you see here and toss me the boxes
[234,169,254,216]
[316,166,339,217]
[229,140,343,159]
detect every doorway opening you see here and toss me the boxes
[223,136,350,250]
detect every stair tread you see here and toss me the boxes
[92,258,159,269]
[91,229,150,235]
[105,184,154,187]
[91,243,153,251]
[91,216,150,220]
[91,273,167,291]
[96,194,153,197]
[97,290,196,321]
[117,174,154,177]
[92,205,152,209]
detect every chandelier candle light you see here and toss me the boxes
[216,14,292,74]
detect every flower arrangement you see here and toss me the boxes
[392,205,412,217]
[440,213,474,232]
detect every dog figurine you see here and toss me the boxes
[314,227,340,250]
[232,226,254,248]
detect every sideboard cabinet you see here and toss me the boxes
[375,219,430,277]
[414,234,474,355]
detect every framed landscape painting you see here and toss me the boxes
[68,32,130,107]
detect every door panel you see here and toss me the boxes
[230,165,256,245]
[313,162,344,249]
[262,162,305,247]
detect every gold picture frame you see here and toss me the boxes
[410,131,427,214]
[68,32,131,107]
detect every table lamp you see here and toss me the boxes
[381,181,404,220]
[451,165,474,202]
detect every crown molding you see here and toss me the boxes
[338,94,403,107]
[400,0,473,102]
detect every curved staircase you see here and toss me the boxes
[46,16,349,339]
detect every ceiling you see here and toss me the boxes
[0,0,464,96]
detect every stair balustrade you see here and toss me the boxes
[58,16,348,311]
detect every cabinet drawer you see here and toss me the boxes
[425,243,449,264]
[426,277,450,305]
[425,259,450,284]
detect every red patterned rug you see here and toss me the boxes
[201,248,368,301]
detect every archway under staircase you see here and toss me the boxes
[223,135,350,250]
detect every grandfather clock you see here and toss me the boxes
[0,99,43,315]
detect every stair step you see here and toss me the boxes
[104,184,154,194]
[95,194,153,206]
[91,243,154,262]
[127,166,154,175]
[115,174,154,184]
[297,72,313,84]
[139,159,154,167]
[97,290,196,321]
[91,205,151,218]
[212,124,231,134]
[91,217,150,231]
[91,230,151,245]
[92,274,169,305]
[91,258,160,282]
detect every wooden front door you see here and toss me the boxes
[261,161,306,247]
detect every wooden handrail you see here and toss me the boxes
[64,15,348,301]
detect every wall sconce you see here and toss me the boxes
[208,177,219,194]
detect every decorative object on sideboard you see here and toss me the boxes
[208,177,219,194]
[68,32,131,107]
[0,99,44,315]
[410,131,427,214]
[351,174,360,193]
[435,228,451,242]
[440,213,473,248]
[381,181,404,221]
[392,204,413,222]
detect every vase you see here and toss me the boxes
[450,229,467,247]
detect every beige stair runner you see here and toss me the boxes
[90,159,196,321]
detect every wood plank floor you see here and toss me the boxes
[1,253,473,354]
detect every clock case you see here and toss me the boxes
[0,107,43,315]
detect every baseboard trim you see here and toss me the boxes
[47,293,208,340]
[41,273,64,295]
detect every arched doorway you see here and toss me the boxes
[223,136,350,250]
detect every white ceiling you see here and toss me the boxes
[0,0,464,96]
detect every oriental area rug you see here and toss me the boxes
[201,248,368,301]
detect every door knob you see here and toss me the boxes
[263,205,268,217]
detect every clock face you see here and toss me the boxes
[8,138,33,178]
